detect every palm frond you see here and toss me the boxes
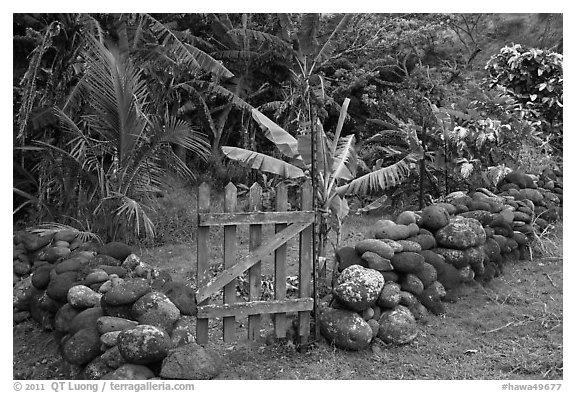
[113,194,155,239]
[336,153,419,195]
[26,222,102,244]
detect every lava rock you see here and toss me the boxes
[333,265,385,311]
[132,291,181,322]
[67,285,102,308]
[355,239,395,259]
[160,343,222,379]
[98,242,133,262]
[377,281,401,309]
[319,308,373,351]
[101,345,125,369]
[335,246,366,272]
[396,240,422,253]
[400,274,424,295]
[361,252,393,271]
[435,217,486,249]
[420,205,450,231]
[13,276,35,311]
[117,325,172,364]
[377,305,418,345]
[83,356,114,380]
[102,278,151,306]
[390,252,425,274]
[102,364,155,380]
[96,316,139,335]
[46,271,79,302]
[31,264,54,290]
[62,327,103,365]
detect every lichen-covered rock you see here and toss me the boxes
[355,239,395,260]
[132,291,180,321]
[319,308,373,350]
[400,274,424,295]
[67,285,102,308]
[390,252,425,274]
[377,305,418,345]
[361,252,393,271]
[170,316,196,347]
[160,343,223,379]
[101,345,125,368]
[333,265,384,311]
[100,331,121,348]
[102,278,151,306]
[62,327,102,365]
[377,282,401,309]
[433,248,468,269]
[399,290,418,307]
[117,325,171,364]
[435,217,486,249]
[420,205,450,231]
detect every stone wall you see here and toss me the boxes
[320,170,563,351]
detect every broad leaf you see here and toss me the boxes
[355,194,389,215]
[330,195,350,221]
[251,108,302,160]
[222,146,305,179]
[336,153,419,195]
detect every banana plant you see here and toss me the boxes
[222,97,419,267]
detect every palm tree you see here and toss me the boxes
[42,34,210,240]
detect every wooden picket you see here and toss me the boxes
[195,181,314,344]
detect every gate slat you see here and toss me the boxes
[196,183,211,344]
[223,183,237,343]
[298,180,313,341]
[274,183,288,338]
[248,183,263,340]
[195,221,310,304]
[197,298,314,319]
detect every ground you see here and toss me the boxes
[12,215,563,380]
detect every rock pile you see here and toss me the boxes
[321,170,562,351]
[13,233,220,380]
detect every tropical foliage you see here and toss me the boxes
[13,13,563,244]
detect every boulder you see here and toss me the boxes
[117,325,171,364]
[69,307,105,335]
[333,265,384,311]
[67,285,102,308]
[132,291,181,322]
[377,281,401,309]
[420,205,450,231]
[377,305,418,345]
[170,316,197,348]
[435,217,486,249]
[355,239,395,259]
[83,356,114,380]
[390,252,425,274]
[335,246,366,272]
[319,308,373,351]
[31,264,54,290]
[102,364,155,380]
[43,247,71,263]
[96,316,139,335]
[160,343,222,379]
[55,256,90,273]
[396,240,422,253]
[414,262,437,288]
[54,230,79,242]
[20,232,52,252]
[372,220,411,241]
[400,274,424,295]
[162,282,198,316]
[361,252,393,271]
[100,331,122,348]
[13,276,35,311]
[102,278,151,306]
[62,327,102,365]
[406,234,436,250]
[98,242,133,262]
[396,211,417,225]
[46,271,79,302]
[101,345,125,369]
[54,303,81,333]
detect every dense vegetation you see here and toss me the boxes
[13,13,563,244]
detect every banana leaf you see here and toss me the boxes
[222,146,305,179]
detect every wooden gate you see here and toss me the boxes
[195,181,314,344]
